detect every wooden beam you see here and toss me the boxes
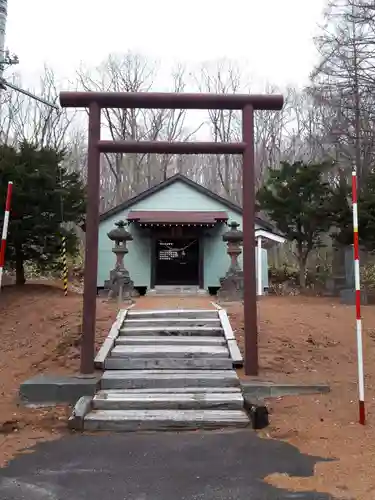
[97,140,246,155]
[60,91,284,111]
[94,308,130,369]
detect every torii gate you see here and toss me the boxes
[59,91,284,376]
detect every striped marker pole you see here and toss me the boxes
[0,181,13,291]
[62,235,68,296]
[352,169,365,425]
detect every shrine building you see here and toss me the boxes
[97,174,285,295]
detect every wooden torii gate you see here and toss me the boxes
[59,91,284,376]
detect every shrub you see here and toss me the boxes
[361,262,375,291]
[268,262,331,295]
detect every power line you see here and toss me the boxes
[0,78,59,110]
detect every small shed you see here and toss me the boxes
[98,174,285,294]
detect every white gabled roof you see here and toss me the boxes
[255,229,286,245]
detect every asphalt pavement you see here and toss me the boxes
[0,430,335,499]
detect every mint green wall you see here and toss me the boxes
[98,180,269,290]
[203,217,268,289]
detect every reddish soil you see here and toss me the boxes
[0,289,216,466]
[0,285,374,498]
[227,296,375,500]
[0,282,117,466]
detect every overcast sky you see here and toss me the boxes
[5,0,326,91]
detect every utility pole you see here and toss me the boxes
[0,0,18,80]
[0,0,7,75]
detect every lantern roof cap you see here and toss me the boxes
[223,220,243,242]
[107,220,133,242]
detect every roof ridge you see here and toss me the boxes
[98,173,278,234]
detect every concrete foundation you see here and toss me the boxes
[340,288,368,305]
[68,396,93,430]
[240,381,330,429]
[240,380,330,399]
[19,374,100,405]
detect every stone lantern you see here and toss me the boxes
[104,220,137,304]
[217,221,244,302]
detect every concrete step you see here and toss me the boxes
[87,308,246,435]
[84,409,249,431]
[127,309,219,319]
[92,391,244,410]
[124,318,221,328]
[119,326,223,336]
[111,345,230,359]
[101,370,240,390]
[115,336,226,346]
[105,357,233,370]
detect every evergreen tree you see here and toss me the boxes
[257,161,334,287]
[0,141,86,284]
[331,169,375,251]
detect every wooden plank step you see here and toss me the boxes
[84,409,250,431]
[124,318,221,327]
[101,370,239,390]
[119,326,223,336]
[115,336,226,346]
[127,309,219,319]
[92,392,244,410]
[110,345,229,359]
[96,387,242,395]
[105,357,233,370]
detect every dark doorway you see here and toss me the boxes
[155,238,199,285]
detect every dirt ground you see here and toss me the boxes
[0,282,117,467]
[227,296,375,500]
[0,284,374,498]
[0,287,215,466]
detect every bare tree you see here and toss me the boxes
[193,61,294,203]
[193,59,243,199]
[77,52,197,205]
[310,0,375,184]
[277,87,334,164]
[254,85,297,184]
[1,65,76,150]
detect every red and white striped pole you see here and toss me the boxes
[352,169,365,425]
[0,181,13,291]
